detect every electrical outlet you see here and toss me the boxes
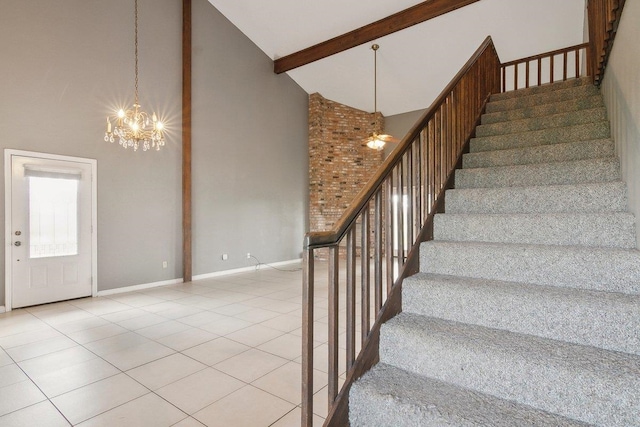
[246,253,251,259]
[222,253,228,261]
[162,261,168,268]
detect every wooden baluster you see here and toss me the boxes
[526,60,530,88]
[406,145,414,250]
[444,97,450,173]
[429,115,435,214]
[537,58,542,86]
[575,48,580,78]
[449,95,456,169]
[385,177,394,295]
[345,228,356,371]
[327,246,339,408]
[563,51,568,80]
[361,207,370,341]
[440,105,446,194]
[514,63,518,90]
[416,139,422,236]
[434,109,441,199]
[416,133,424,229]
[374,189,383,315]
[550,54,555,83]
[301,249,314,427]
[453,86,460,160]
[397,160,405,268]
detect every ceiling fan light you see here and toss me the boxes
[367,137,385,150]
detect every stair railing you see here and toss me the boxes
[501,0,626,92]
[500,43,591,92]
[301,36,500,427]
[588,0,626,85]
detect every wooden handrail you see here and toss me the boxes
[501,43,590,68]
[305,36,497,250]
[302,35,500,427]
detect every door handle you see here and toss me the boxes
[14,241,21,246]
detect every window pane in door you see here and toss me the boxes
[29,177,79,258]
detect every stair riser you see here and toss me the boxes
[419,241,640,294]
[463,139,614,168]
[445,182,629,214]
[455,158,620,189]
[403,275,640,356]
[470,121,610,153]
[481,96,604,125]
[489,77,592,102]
[380,316,640,426]
[433,212,636,248]
[486,85,599,113]
[476,108,607,137]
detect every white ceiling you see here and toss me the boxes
[208,0,586,116]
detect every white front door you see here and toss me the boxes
[6,151,96,309]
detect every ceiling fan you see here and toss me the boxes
[366,44,399,151]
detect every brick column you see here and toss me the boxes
[309,93,384,236]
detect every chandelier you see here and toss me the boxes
[104,0,165,152]
[366,44,397,150]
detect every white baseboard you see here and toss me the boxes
[0,306,5,314]
[94,258,302,297]
[96,278,184,297]
[192,258,302,281]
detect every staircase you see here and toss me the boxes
[349,78,640,426]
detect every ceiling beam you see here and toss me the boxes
[274,0,482,74]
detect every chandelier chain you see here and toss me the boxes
[373,44,378,115]
[134,0,139,105]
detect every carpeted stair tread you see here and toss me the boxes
[455,157,620,189]
[349,363,590,427]
[486,84,599,113]
[403,273,640,355]
[445,181,628,214]
[419,240,640,294]
[481,95,604,125]
[433,211,636,248]
[462,138,614,168]
[475,107,607,137]
[380,313,640,426]
[469,121,610,153]
[489,77,592,102]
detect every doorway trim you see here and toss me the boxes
[4,149,98,312]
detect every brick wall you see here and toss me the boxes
[309,93,385,234]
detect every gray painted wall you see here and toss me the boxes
[600,0,640,248]
[383,109,426,158]
[191,0,308,275]
[0,0,308,305]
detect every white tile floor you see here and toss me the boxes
[0,264,328,426]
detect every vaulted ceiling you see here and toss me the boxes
[208,0,586,116]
